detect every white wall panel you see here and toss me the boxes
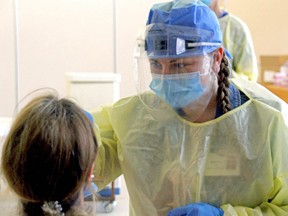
[1,0,288,117]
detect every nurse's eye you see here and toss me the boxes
[150,60,161,68]
[173,63,186,68]
[149,60,162,73]
[171,63,190,73]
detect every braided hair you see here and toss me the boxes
[216,52,232,114]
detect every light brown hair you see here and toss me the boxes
[1,91,98,215]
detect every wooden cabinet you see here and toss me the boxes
[261,83,288,103]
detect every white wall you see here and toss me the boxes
[1,0,288,117]
[226,0,288,57]
[0,0,16,117]
[0,0,116,116]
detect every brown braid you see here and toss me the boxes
[216,52,231,114]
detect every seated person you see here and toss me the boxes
[1,90,98,216]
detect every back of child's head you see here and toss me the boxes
[1,91,98,216]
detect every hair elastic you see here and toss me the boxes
[42,201,65,216]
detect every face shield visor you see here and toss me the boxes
[134,24,221,121]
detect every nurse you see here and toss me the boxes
[92,0,288,215]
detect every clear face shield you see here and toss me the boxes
[134,24,220,122]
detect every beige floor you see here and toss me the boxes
[96,175,129,216]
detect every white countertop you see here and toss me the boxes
[0,117,12,137]
[0,117,12,147]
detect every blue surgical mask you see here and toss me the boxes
[201,0,212,6]
[149,72,204,109]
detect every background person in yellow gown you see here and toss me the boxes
[201,0,258,81]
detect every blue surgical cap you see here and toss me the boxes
[145,0,222,58]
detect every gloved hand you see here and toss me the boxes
[167,202,224,216]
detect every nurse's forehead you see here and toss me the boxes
[149,56,204,62]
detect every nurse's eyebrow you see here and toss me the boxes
[170,59,181,63]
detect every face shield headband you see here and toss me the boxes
[135,24,222,59]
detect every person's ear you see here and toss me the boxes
[211,47,223,73]
[88,163,94,181]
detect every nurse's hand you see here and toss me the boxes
[167,202,224,216]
